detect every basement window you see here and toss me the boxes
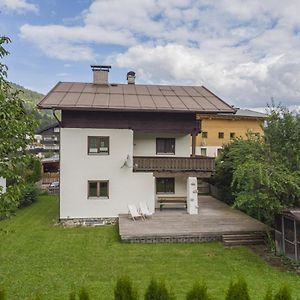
[156,138,175,154]
[88,181,109,198]
[88,136,109,155]
[156,178,175,194]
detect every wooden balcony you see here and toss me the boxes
[133,156,215,177]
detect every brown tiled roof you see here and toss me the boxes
[38,82,235,113]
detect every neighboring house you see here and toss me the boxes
[38,66,235,220]
[41,156,60,186]
[0,177,6,193]
[196,109,267,157]
[29,122,60,157]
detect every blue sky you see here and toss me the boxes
[1,0,300,109]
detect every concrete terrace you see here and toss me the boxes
[119,196,269,243]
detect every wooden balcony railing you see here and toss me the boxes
[133,156,215,173]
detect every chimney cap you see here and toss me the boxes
[91,65,111,71]
[127,71,136,78]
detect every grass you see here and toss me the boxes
[0,196,299,300]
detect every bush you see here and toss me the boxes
[263,288,272,300]
[19,183,39,207]
[78,287,90,300]
[114,276,138,300]
[186,282,210,300]
[274,286,292,300]
[225,278,250,300]
[69,290,77,300]
[144,279,174,300]
[25,156,42,183]
[0,287,6,300]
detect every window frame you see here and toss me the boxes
[88,136,110,155]
[202,131,208,138]
[200,147,207,156]
[88,180,109,199]
[156,138,175,155]
[218,132,224,139]
[156,177,175,194]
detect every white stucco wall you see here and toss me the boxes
[60,128,155,219]
[134,133,190,157]
[0,177,6,193]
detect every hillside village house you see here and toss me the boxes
[196,109,267,157]
[38,66,235,221]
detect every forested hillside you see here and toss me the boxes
[10,83,54,129]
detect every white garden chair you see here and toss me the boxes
[139,202,153,218]
[128,204,144,221]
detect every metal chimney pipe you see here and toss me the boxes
[127,71,136,84]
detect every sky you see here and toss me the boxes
[1,0,300,110]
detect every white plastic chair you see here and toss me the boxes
[128,204,143,221]
[139,202,153,218]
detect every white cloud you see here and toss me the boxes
[0,0,38,13]
[18,0,300,107]
[111,44,300,107]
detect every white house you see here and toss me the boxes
[38,66,235,222]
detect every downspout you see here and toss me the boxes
[52,108,62,222]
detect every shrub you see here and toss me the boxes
[79,287,90,300]
[186,282,210,300]
[144,278,174,300]
[263,288,272,300]
[114,276,138,300]
[225,278,250,300]
[274,286,292,300]
[0,287,6,300]
[25,156,42,183]
[19,183,39,207]
[69,290,77,300]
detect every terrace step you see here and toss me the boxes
[222,233,266,246]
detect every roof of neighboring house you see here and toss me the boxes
[233,109,267,118]
[38,82,235,114]
[198,108,267,120]
[37,121,59,134]
[281,208,300,221]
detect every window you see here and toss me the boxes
[202,131,208,138]
[217,148,223,156]
[218,132,224,139]
[88,181,109,198]
[156,178,175,194]
[230,132,236,139]
[88,136,109,155]
[156,138,175,154]
[200,148,207,156]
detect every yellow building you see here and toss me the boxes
[196,109,267,157]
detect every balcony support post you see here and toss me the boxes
[191,131,197,157]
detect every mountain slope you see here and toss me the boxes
[10,82,55,129]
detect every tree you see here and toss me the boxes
[213,108,300,226]
[114,276,138,300]
[0,36,38,219]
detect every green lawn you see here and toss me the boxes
[0,196,299,299]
